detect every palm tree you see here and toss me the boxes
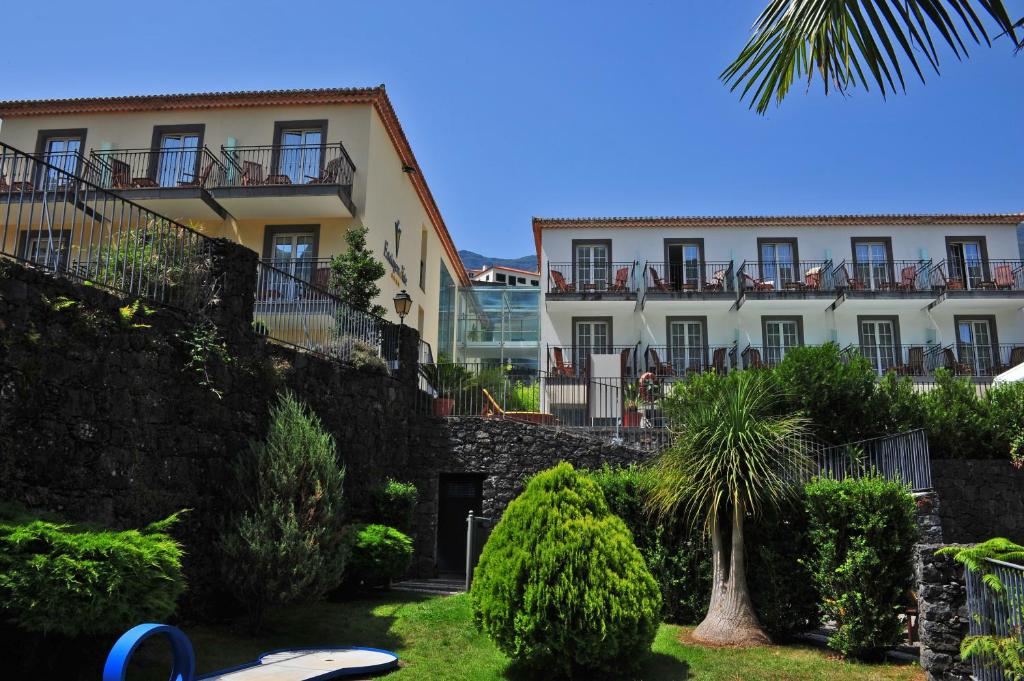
[647,371,811,645]
[723,0,1022,114]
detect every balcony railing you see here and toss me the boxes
[944,343,1024,377]
[547,262,637,295]
[844,344,945,376]
[737,260,835,293]
[930,258,1024,292]
[91,146,226,190]
[257,258,335,298]
[833,259,933,293]
[644,261,734,294]
[545,344,639,377]
[219,143,355,189]
[0,150,103,192]
[741,344,814,369]
[643,345,735,376]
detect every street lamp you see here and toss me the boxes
[393,289,412,325]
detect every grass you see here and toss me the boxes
[129,591,924,680]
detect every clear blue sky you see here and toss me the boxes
[2,1,1021,258]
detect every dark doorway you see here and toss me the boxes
[436,474,484,575]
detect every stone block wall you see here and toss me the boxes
[931,459,1024,543]
[916,544,972,681]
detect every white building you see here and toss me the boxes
[470,265,540,287]
[534,214,1024,381]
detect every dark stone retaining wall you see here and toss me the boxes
[916,544,971,681]
[931,459,1024,543]
[406,417,652,575]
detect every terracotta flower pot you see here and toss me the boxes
[434,397,455,417]
[623,409,640,428]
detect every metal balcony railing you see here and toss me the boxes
[0,150,103,191]
[257,258,335,298]
[546,262,637,295]
[644,261,734,294]
[642,345,735,376]
[740,344,814,369]
[91,146,226,190]
[833,259,933,292]
[545,344,640,377]
[737,260,835,293]
[843,344,945,376]
[219,143,355,188]
[930,258,1024,292]
[941,343,1024,377]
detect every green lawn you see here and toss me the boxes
[129,591,923,680]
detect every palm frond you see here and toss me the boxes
[723,0,1021,114]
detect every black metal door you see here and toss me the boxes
[436,474,483,575]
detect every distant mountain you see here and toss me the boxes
[459,250,538,272]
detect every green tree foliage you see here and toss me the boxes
[471,463,661,678]
[329,225,387,317]
[585,465,711,625]
[220,392,348,629]
[804,477,918,659]
[368,479,419,533]
[939,539,1024,679]
[775,344,882,443]
[723,0,1021,114]
[920,369,993,458]
[0,513,184,636]
[344,524,414,590]
[984,382,1024,465]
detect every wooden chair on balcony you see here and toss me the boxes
[551,346,575,377]
[942,348,971,375]
[745,348,764,369]
[711,347,727,374]
[804,266,823,290]
[835,265,865,291]
[992,264,1017,290]
[178,161,216,188]
[993,346,1024,375]
[647,348,674,377]
[742,272,774,292]
[307,157,343,184]
[620,348,632,378]
[481,388,558,426]
[240,161,264,186]
[110,159,132,190]
[649,267,671,292]
[608,267,630,292]
[550,270,575,293]
[896,265,919,291]
[705,269,727,292]
[895,346,927,376]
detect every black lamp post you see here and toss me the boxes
[393,289,412,326]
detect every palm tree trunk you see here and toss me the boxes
[692,504,771,646]
[703,512,727,621]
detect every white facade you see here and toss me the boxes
[535,215,1024,378]
[471,265,540,287]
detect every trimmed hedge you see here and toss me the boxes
[345,524,413,589]
[0,513,184,637]
[804,476,918,659]
[471,462,661,677]
[368,479,418,534]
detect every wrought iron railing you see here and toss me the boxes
[843,344,944,376]
[741,344,806,369]
[832,259,933,292]
[737,259,835,292]
[804,429,932,491]
[546,261,637,295]
[642,344,735,376]
[254,260,398,366]
[964,557,1024,681]
[0,142,213,310]
[91,146,226,190]
[545,344,640,377]
[257,257,335,292]
[643,261,734,294]
[931,258,1024,292]
[219,143,356,188]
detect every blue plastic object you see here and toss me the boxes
[102,623,196,681]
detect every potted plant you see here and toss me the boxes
[419,358,474,417]
[622,382,641,428]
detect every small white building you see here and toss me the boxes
[533,213,1024,381]
[470,265,540,287]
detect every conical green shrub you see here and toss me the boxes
[470,462,661,678]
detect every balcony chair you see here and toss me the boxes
[240,161,264,186]
[936,266,965,290]
[897,265,919,291]
[993,346,1024,375]
[835,265,865,291]
[647,348,674,377]
[649,266,671,292]
[992,264,1017,290]
[550,270,575,293]
[620,348,633,378]
[711,347,727,374]
[307,157,343,184]
[551,346,575,377]
[178,160,216,188]
[896,346,926,376]
[942,348,971,375]
[804,266,823,290]
[110,159,132,190]
[742,272,774,292]
[608,266,630,292]
[745,348,764,369]
[705,269,727,292]
[481,388,558,426]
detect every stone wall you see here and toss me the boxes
[932,459,1024,543]
[916,544,972,681]
[406,417,653,574]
